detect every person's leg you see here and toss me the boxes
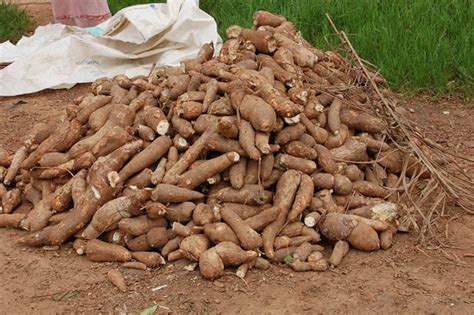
[51,0,76,26]
[74,0,112,28]
[51,0,111,27]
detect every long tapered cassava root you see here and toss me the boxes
[0,10,470,282]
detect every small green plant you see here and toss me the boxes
[0,3,33,43]
[140,305,158,315]
[283,255,295,264]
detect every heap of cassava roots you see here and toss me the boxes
[1,11,416,282]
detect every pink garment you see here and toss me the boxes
[51,0,112,27]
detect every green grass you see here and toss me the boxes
[109,0,161,14]
[111,0,473,96]
[0,3,33,43]
[209,0,474,96]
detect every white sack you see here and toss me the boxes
[0,0,221,96]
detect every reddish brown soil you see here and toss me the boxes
[1,87,473,314]
[19,3,55,28]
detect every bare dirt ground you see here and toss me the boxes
[1,5,473,314]
[1,87,473,314]
[20,3,54,28]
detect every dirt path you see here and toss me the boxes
[19,3,54,27]
[0,218,472,314]
[1,88,473,314]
